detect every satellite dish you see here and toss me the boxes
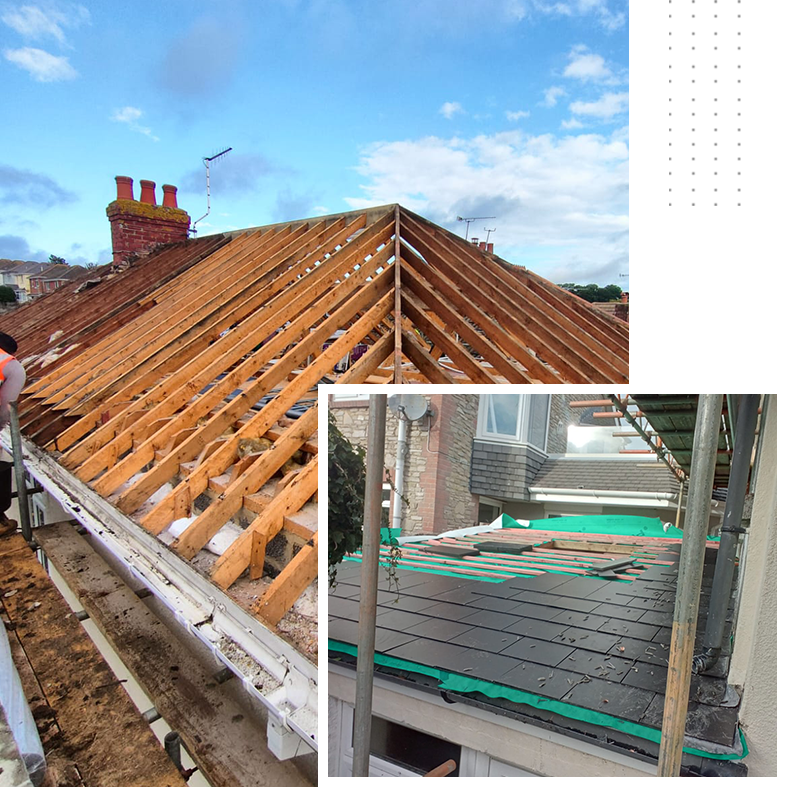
[388,394,429,421]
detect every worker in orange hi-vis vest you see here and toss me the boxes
[0,332,26,535]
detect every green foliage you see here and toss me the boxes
[328,411,366,585]
[0,285,17,304]
[559,282,623,303]
[48,254,67,265]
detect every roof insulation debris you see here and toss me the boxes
[329,519,744,766]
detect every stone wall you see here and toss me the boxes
[330,394,479,534]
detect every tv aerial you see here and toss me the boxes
[456,215,495,240]
[191,147,232,234]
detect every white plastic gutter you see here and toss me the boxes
[10,435,317,759]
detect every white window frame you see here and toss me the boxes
[476,394,551,451]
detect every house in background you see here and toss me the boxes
[1,260,50,303]
[28,263,87,297]
[329,392,715,535]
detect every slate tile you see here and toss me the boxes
[553,627,622,654]
[498,661,586,700]
[552,576,615,597]
[500,637,575,666]
[452,649,523,683]
[466,595,525,614]
[425,601,474,621]
[562,676,655,722]
[432,587,484,604]
[405,617,477,642]
[558,648,632,680]
[590,603,645,622]
[330,583,359,600]
[641,698,739,747]
[378,595,439,614]
[328,597,360,621]
[551,610,609,630]
[504,617,568,641]
[376,590,402,605]
[505,573,573,593]
[327,618,418,654]
[375,609,432,632]
[599,618,660,641]
[651,626,673,643]
[508,602,566,621]
[585,587,634,605]
[386,637,473,673]
[638,609,675,627]
[470,582,528,600]
[460,609,521,631]
[621,663,668,693]
[512,589,570,606]
[449,626,521,653]
[328,617,358,645]
[615,636,670,666]
[550,596,602,613]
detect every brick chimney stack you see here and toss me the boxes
[106,176,190,263]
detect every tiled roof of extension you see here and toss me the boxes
[531,459,682,495]
[329,524,743,770]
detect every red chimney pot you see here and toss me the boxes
[478,241,487,252]
[139,179,157,205]
[115,175,134,201]
[162,184,178,208]
[487,242,494,254]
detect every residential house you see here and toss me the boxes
[0,260,50,303]
[28,263,87,297]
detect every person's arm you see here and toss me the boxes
[0,360,26,429]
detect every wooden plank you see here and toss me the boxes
[256,533,318,626]
[0,532,186,788]
[400,254,533,383]
[211,458,318,589]
[169,407,318,555]
[400,331,456,384]
[400,288,497,384]
[126,281,394,527]
[551,539,638,554]
[393,204,403,383]
[32,524,311,787]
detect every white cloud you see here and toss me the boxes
[345,129,628,281]
[110,106,159,141]
[1,4,90,43]
[542,86,566,107]
[505,110,530,122]
[536,0,626,31]
[564,45,612,82]
[3,46,77,80]
[439,101,464,119]
[561,118,584,129]
[570,91,628,118]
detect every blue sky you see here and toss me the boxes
[1,0,628,284]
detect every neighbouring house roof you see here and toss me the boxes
[328,519,744,772]
[29,263,70,280]
[530,458,682,496]
[6,260,49,275]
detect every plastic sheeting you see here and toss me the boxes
[0,619,45,785]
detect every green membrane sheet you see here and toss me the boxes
[329,639,746,761]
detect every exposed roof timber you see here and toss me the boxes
[7,204,629,643]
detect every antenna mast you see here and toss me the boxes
[456,215,495,240]
[191,147,232,234]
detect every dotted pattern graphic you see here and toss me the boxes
[668,0,743,207]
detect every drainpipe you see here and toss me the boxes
[657,393,723,777]
[390,408,408,533]
[674,480,685,530]
[692,393,759,674]
[352,394,387,778]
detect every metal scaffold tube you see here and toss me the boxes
[657,394,723,777]
[352,393,387,777]
[9,402,32,543]
[693,393,759,674]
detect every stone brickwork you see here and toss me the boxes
[547,393,604,453]
[470,441,547,500]
[329,394,479,535]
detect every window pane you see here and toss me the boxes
[486,394,520,436]
[567,425,650,454]
[527,395,549,450]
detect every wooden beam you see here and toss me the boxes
[255,533,318,626]
[169,407,317,555]
[211,457,318,589]
[400,331,456,384]
[393,204,403,383]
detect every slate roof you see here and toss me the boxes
[329,532,742,771]
[531,458,682,495]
